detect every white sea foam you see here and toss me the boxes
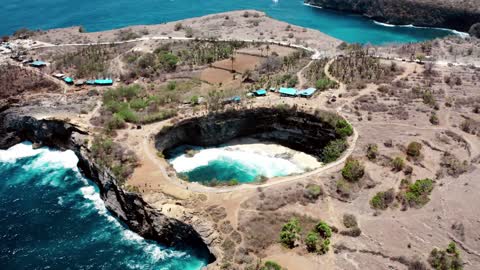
[0,141,79,170]
[169,146,304,178]
[373,20,470,37]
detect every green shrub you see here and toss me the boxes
[304,184,323,200]
[129,98,149,110]
[305,231,319,252]
[335,119,354,138]
[315,77,337,91]
[392,157,405,171]
[117,108,139,123]
[318,239,330,254]
[407,142,422,157]
[428,242,462,270]
[404,178,434,207]
[106,114,126,130]
[315,221,332,239]
[279,218,301,248]
[341,158,364,182]
[157,52,179,72]
[322,139,348,163]
[166,81,177,91]
[370,189,395,210]
[260,261,282,270]
[366,144,378,160]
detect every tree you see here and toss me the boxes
[230,55,235,72]
[79,26,86,33]
[279,218,301,248]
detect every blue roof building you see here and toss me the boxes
[86,80,96,85]
[279,88,297,97]
[298,88,317,98]
[254,89,267,96]
[94,79,113,86]
[63,77,74,84]
[30,61,47,67]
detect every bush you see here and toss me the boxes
[315,221,332,239]
[305,231,319,252]
[339,227,362,237]
[404,179,434,207]
[407,142,422,158]
[318,239,330,254]
[315,77,336,91]
[279,218,301,248]
[428,242,462,270]
[106,114,126,130]
[341,158,364,182]
[184,27,194,38]
[342,214,358,228]
[392,157,405,171]
[366,144,378,160]
[260,261,282,270]
[322,139,348,163]
[335,119,353,138]
[174,23,183,31]
[430,113,439,125]
[304,184,323,200]
[370,189,395,210]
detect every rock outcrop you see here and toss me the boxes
[0,111,216,264]
[305,0,480,32]
[155,107,340,159]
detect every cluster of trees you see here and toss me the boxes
[53,45,120,78]
[96,84,177,132]
[0,64,60,99]
[304,58,338,91]
[279,218,333,255]
[370,178,434,210]
[428,242,463,270]
[329,49,401,85]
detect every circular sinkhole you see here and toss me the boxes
[155,107,352,186]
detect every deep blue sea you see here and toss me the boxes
[2,0,461,44]
[0,142,209,270]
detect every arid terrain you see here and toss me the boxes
[1,10,480,270]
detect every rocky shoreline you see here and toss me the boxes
[0,110,216,265]
[305,0,480,33]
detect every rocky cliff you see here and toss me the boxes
[155,107,339,159]
[305,0,480,32]
[0,111,215,264]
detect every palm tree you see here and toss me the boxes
[230,55,235,73]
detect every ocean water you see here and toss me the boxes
[2,0,459,44]
[0,142,209,270]
[167,145,304,183]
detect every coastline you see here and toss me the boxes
[0,111,217,266]
[303,2,470,38]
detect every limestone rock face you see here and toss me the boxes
[0,111,216,264]
[305,0,480,32]
[155,107,339,159]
